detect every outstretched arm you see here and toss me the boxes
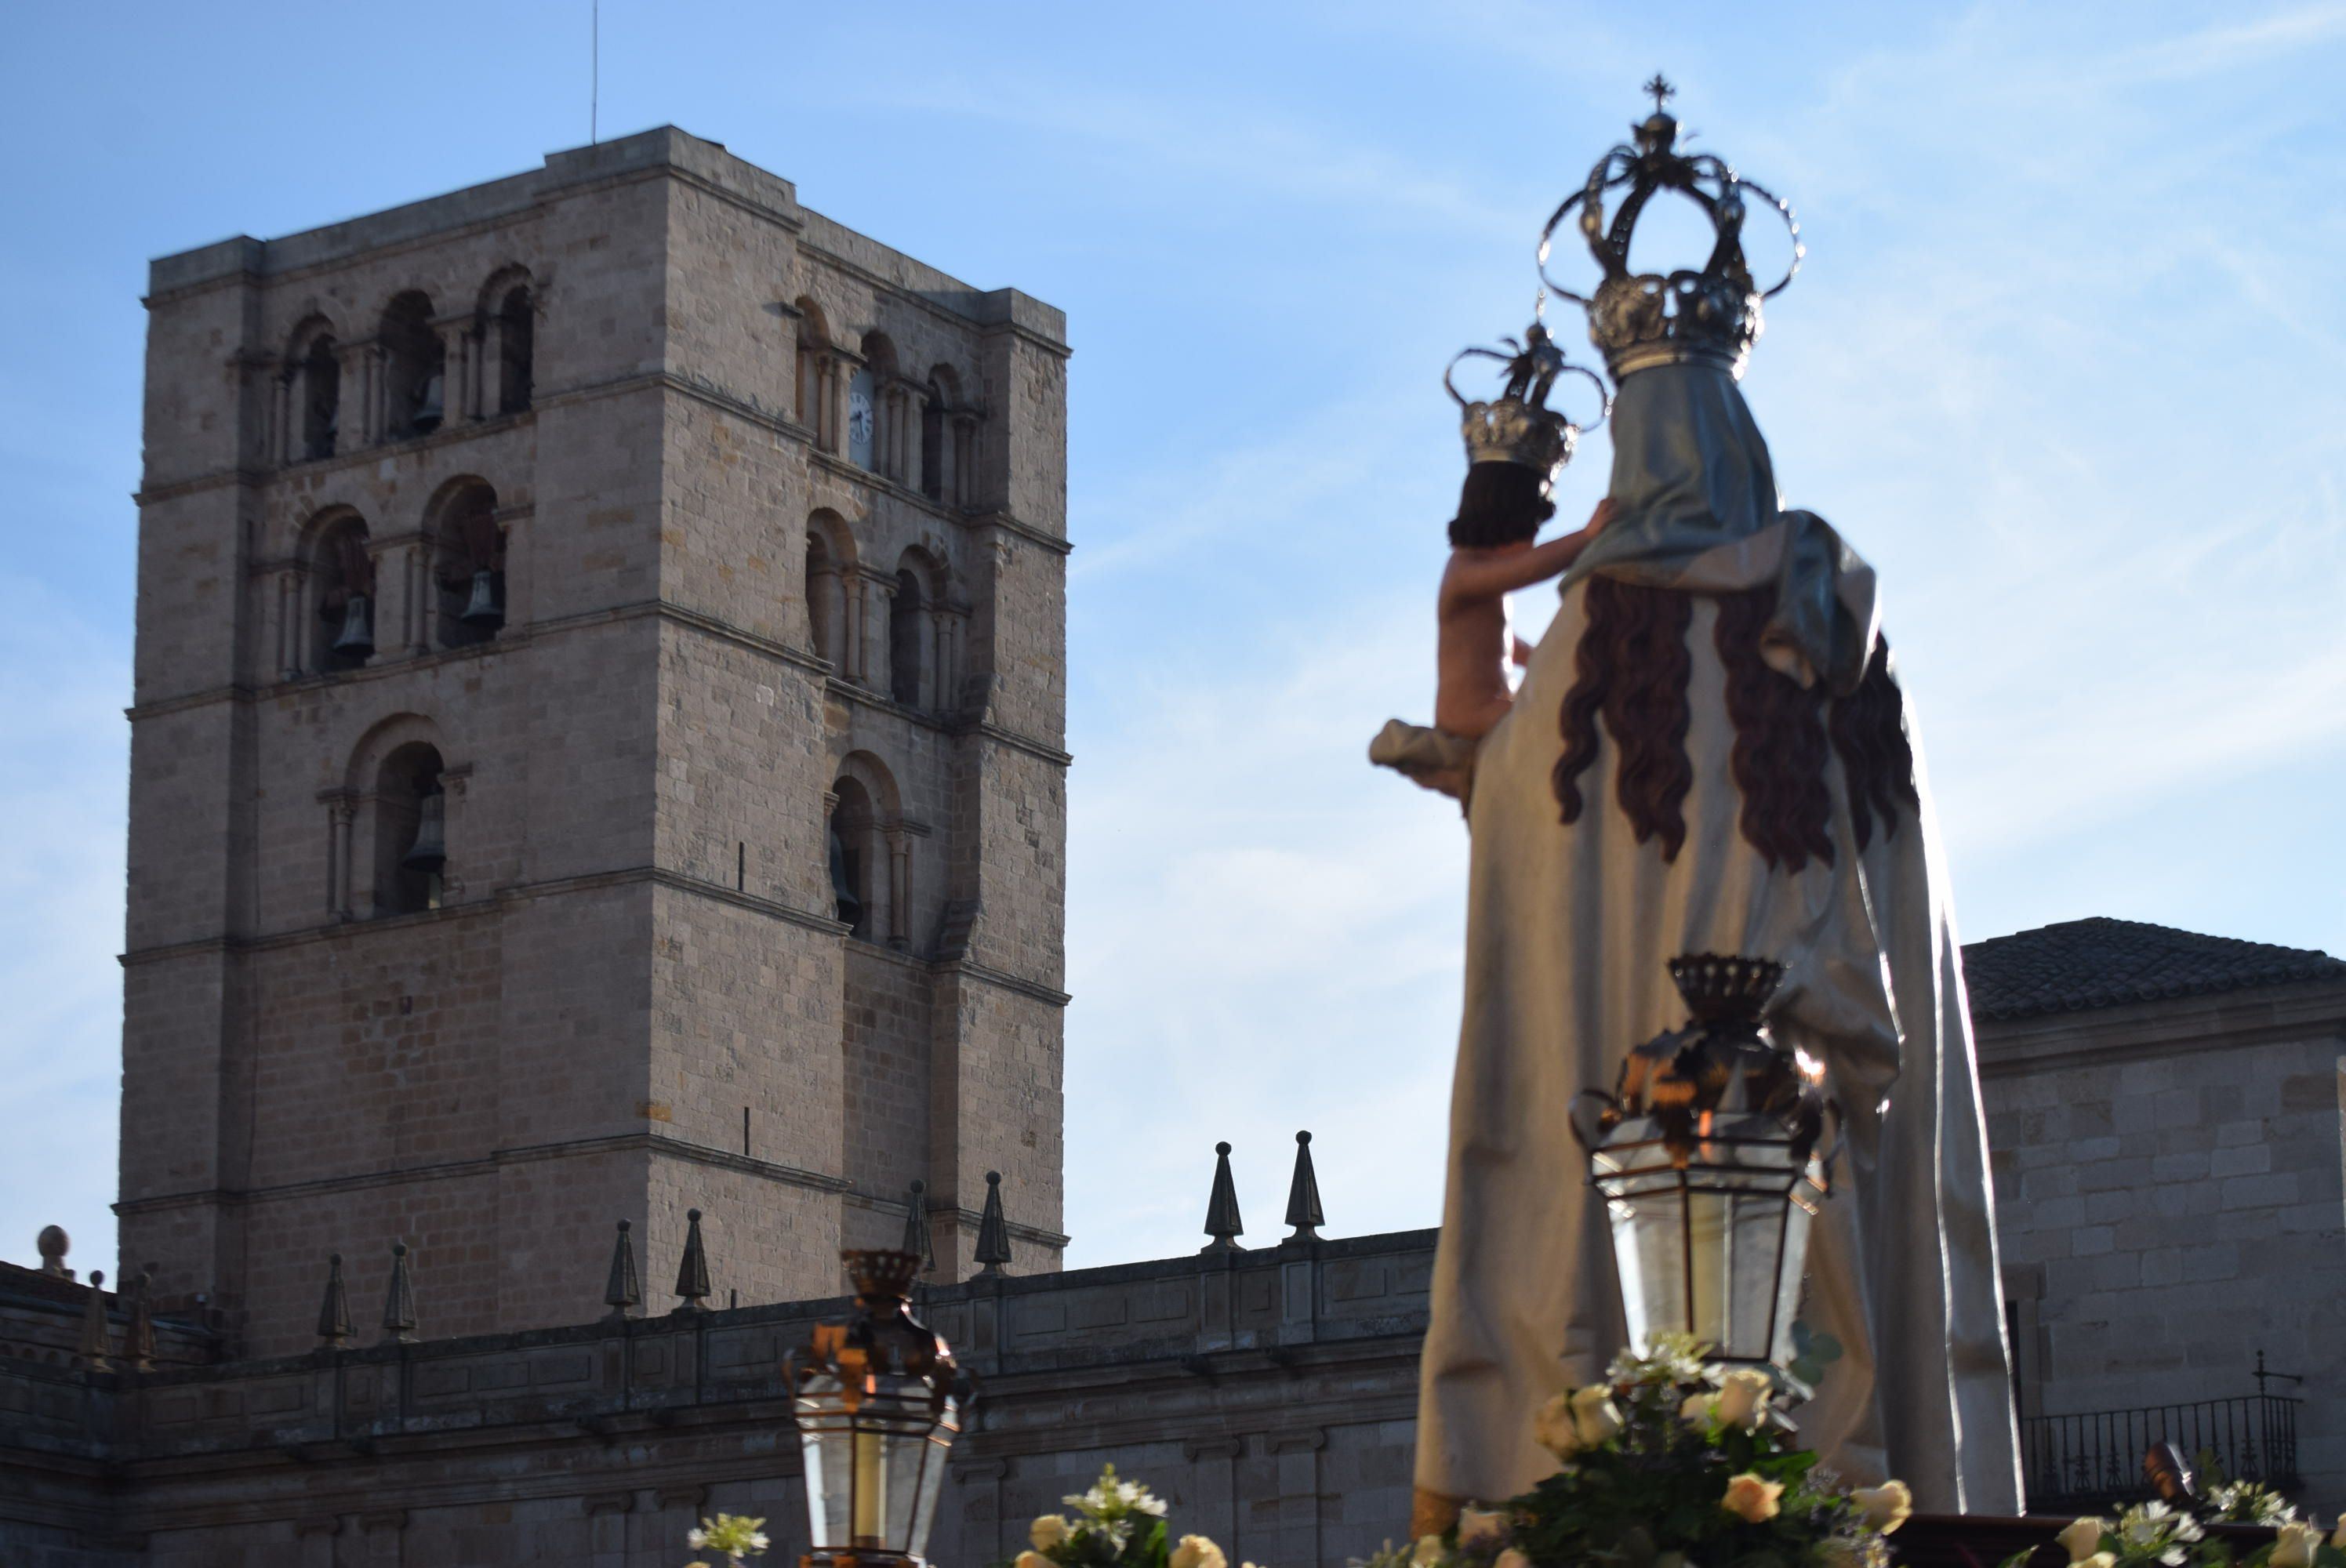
[1442,498,1618,604]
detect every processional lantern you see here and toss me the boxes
[784,1249,963,1568]
[1571,955,1837,1374]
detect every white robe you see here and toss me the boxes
[1411,573,2023,1515]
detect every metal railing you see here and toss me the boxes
[2021,1392,2303,1512]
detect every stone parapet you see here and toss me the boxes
[0,1229,1435,1567]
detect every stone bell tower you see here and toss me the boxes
[118,129,1070,1358]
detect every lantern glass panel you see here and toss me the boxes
[1591,1112,1825,1367]
[794,1370,959,1557]
[794,1370,856,1550]
[901,1396,960,1553]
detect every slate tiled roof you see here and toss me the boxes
[1961,916,2346,1022]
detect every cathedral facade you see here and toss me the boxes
[117,126,1071,1362]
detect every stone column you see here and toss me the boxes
[272,371,294,467]
[413,543,441,655]
[928,607,953,713]
[808,561,840,668]
[862,572,894,695]
[438,318,474,424]
[277,569,303,682]
[885,826,910,951]
[365,343,390,445]
[480,311,507,417]
[436,767,469,904]
[327,797,355,920]
[953,416,979,507]
[841,571,865,683]
[335,343,369,454]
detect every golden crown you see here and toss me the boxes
[1538,75,1803,383]
[1446,321,1609,476]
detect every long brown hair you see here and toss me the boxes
[1552,579,1919,869]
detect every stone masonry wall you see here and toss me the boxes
[1978,979,2346,1507]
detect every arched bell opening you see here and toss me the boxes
[293,325,340,462]
[494,285,533,414]
[828,778,875,940]
[372,741,447,916]
[310,515,376,673]
[380,291,445,441]
[889,568,924,706]
[430,481,505,650]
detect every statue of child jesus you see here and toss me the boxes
[1371,458,1614,800]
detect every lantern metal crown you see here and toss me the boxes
[1537,75,1804,384]
[1571,954,1839,1377]
[1445,321,1610,480]
[784,1249,964,1568]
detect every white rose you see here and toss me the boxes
[1571,1385,1625,1448]
[1031,1516,1073,1551]
[2057,1519,2108,1562]
[1851,1480,1912,1535]
[1533,1392,1583,1457]
[2270,1523,2322,1568]
[1721,1472,1784,1523]
[1412,1535,1447,1567]
[1680,1391,1715,1428]
[1457,1508,1510,1550]
[1715,1368,1773,1431]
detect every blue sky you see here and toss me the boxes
[2,2,2341,1281]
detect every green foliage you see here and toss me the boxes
[685,1513,770,1566]
[1011,1467,1181,1568]
[1423,1338,1901,1568]
[2032,1500,2346,1568]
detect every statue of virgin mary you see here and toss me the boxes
[1393,89,2024,1530]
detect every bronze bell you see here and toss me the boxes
[412,371,444,434]
[331,593,376,658]
[401,792,446,873]
[459,568,504,630]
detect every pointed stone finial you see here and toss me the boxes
[672,1209,711,1312]
[901,1180,935,1275]
[124,1269,158,1371]
[380,1242,418,1345]
[318,1254,353,1348]
[1284,1131,1325,1243]
[1201,1142,1244,1254]
[76,1269,110,1371]
[973,1171,1011,1277]
[604,1219,642,1321]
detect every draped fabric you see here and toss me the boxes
[1410,365,2021,1515]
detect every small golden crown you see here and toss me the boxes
[1537,75,1804,383]
[1446,321,1609,476]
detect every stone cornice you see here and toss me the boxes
[1974,975,2346,1076]
[113,1128,855,1219]
[117,865,1068,1005]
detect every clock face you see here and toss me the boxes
[848,390,875,447]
